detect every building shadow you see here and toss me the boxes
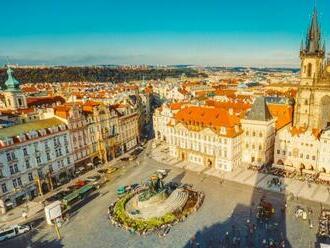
[1,229,63,248]
[183,169,291,248]
[171,171,186,185]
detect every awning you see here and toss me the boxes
[272,164,296,172]
[318,173,330,181]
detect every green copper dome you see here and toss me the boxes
[4,67,20,91]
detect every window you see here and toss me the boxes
[67,157,71,165]
[14,164,18,173]
[307,63,312,77]
[9,166,14,175]
[28,173,33,182]
[312,156,316,161]
[46,152,51,161]
[17,177,22,186]
[36,156,41,164]
[25,159,30,169]
[1,183,7,193]
[6,152,11,161]
[12,179,17,188]
[23,148,28,156]
[306,155,309,159]
[277,150,280,155]
[282,151,286,155]
[252,132,256,137]
[300,154,303,158]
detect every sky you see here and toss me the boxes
[0,0,329,67]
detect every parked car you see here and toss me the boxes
[117,186,126,196]
[129,155,137,161]
[120,157,129,161]
[85,175,101,182]
[0,224,31,242]
[130,183,140,190]
[97,169,107,174]
[158,226,171,237]
[106,167,118,174]
[67,180,86,191]
[46,190,72,202]
[156,169,168,178]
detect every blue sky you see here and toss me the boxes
[0,0,328,67]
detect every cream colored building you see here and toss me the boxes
[165,106,242,171]
[153,103,184,141]
[318,128,330,173]
[241,97,276,166]
[274,127,319,171]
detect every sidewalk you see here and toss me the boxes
[0,155,124,229]
[0,200,43,229]
[150,143,330,205]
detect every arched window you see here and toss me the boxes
[307,63,312,77]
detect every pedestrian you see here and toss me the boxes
[22,211,27,219]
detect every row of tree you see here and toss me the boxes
[0,67,207,85]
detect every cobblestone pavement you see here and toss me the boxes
[1,143,326,248]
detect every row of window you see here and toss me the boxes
[170,129,228,144]
[1,173,34,194]
[245,130,263,138]
[276,150,316,160]
[4,135,69,162]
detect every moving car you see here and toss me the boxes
[0,224,31,242]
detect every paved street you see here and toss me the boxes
[1,143,326,248]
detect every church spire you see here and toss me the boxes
[4,67,20,92]
[302,6,324,56]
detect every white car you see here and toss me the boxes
[156,169,168,177]
[0,224,31,242]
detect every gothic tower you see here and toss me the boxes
[294,8,330,129]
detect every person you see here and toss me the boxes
[22,211,28,219]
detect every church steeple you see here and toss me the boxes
[4,67,20,92]
[301,7,325,56]
[2,66,27,110]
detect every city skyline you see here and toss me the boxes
[0,0,329,67]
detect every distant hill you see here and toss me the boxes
[0,66,207,85]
